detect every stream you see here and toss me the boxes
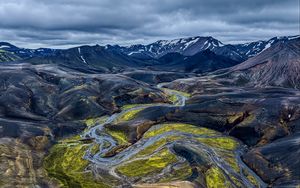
[81,83,267,188]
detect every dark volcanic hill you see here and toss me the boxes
[166,38,300,94]
[154,49,240,73]
[0,42,57,58]
[23,45,148,73]
[228,38,300,89]
[0,50,21,62]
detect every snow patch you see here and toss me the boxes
[288,35,300,40]
[78,47,87,64]
[0,45,10,49]
[128,51,141,56]
[169,39,180,45]
[183,38,200,50]
[149,45,153,52]
[261,43,271,52]
[80,56,87,64]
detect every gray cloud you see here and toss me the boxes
[0,0,299,48]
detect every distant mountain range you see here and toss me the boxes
[106,35,299,61]
[1,35,298,61]
[0,35,299,76]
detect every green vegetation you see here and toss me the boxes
[242,168,260,187]
[141,123,243,184]
[121,103,157,110]
[0,50,20,62]
[44,136,109,188]
[167,93,178,104]
[143,123,219,139]
[227,112,244,124]
[105,129,128,144]
[221,151,240,173]
[90,143,100,156]
[84,116,108,127]
[161,88,191,105]
[159,163,193,182]
[196,137,238,151]
[135,135,182,158]
[162,88,191,98]
[237,114,256,127]
[117,148,177,177]
[205,167,231,188]
[101,140,112,150]
[116,107,145,122]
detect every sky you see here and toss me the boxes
[0,0,299,48]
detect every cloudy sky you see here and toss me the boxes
[0,0,299,48]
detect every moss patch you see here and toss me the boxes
[162,88,191,98]
[121,104,158,110]
[105,129,128,145]
[84,116,109,127]
[159,163,193,183]
[196,137,238,151]
[90,143,100,156]
[117,148,177,177]
[237,114,256,127]
[116,108,145,122]
[242,168,259,187]
[44,136,109,188]
[227,112,244,124]
[136,135,182,158]
[167,93,179,104]
[221,151,240,173]
[205,167,231,188]
[144,123,219,139]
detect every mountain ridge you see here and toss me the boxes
[1,35,298,62]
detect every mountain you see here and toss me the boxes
[154,49,240,73]
[0,49,21,62]
[24,45,149,73]
[165,38,300,94]
[233,35,299,58]
[1,35,299,76]
[106,35,299,63]
[0,42,57,59]
[213,35,300,61]
[112,36,224,58]
[227,38,300,88]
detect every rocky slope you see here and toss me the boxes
[153,50,240,73]
[229,38,300,88]
[0,50,21,62]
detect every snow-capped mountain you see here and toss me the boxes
[229,37,300,88]
[0,42,57,58]
[1,35,299,64]
[108,36,224,59]
[233,35,299,58]
[105,35,299,62]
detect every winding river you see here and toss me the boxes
[81,83,267,188]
